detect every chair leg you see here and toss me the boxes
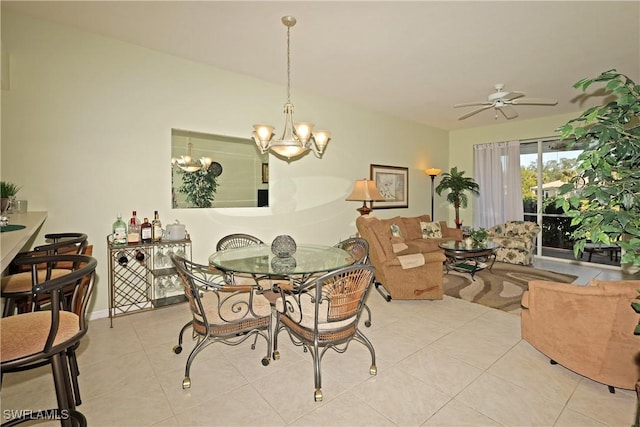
[311,343,322,402]
[272,313,281,360]
[173,320,192,354]
[363,304,372,327]
[355,329,377,375]
[51,352,74,427]
[263,316,273,366]
[66,346,82,406]
[2,298,16,317]
[182,337,209,389]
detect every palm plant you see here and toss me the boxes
[435,167,479,227]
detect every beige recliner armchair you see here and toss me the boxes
[355,215,448,300]
[521,279,640,391]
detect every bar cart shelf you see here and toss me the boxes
[107,237,192,327]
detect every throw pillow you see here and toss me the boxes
[390,223,403,238]
[420,221,442,239]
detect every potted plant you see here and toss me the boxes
[176,164,219,208]
[470,227,488,245]
[435,167,480,228]
[555,69,640,269]
[1,181,21,214]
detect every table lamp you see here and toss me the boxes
[346,179,385,215]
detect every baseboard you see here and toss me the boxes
[88,309,109,320]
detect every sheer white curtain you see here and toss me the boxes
[474,140,523,228]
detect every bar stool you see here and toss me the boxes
[1,254,97,427]
[2,233,88,316]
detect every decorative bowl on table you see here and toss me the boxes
[271,235,297,258]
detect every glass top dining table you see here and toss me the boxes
[208,243,354,277]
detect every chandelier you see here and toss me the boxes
[172,139,212,172]
[252,16,331,160]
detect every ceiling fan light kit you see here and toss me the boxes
[454,84,558,120]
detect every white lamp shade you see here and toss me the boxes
[313,131,331,152]
[253,124,275,142]
[270,144,308,159]
[294,122,314,143]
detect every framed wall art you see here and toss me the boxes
[370,164,409,209]
[262,163,269,184]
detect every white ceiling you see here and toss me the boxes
[4,1,639,130]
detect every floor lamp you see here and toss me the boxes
[425,168,441,220]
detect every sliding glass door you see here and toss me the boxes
[519,139,617,265]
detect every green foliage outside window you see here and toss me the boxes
[520,158,578,202]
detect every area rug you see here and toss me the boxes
[442,262,578,314]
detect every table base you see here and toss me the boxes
[443,249,497,280]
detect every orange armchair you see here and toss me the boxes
[521,279,640,390]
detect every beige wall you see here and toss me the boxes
[1,11,449,314]
[447,112,581,227]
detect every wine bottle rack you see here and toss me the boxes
[107,237,192,327]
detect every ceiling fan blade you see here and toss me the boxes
[499,105,519,119]
[511,98,558,106]
[458,105,493,120]
[454,101,491,108]
[502,91,525,101]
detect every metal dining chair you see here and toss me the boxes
[172,233,265,355]
[334,237,373,327]
[216,233,264,251]
[272,264,377,401]
[170,254,272,389]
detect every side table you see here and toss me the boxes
[438,240,499,280]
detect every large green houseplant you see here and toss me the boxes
[177,165,219,208]
[435,167,480,228]
[555,69,640,269]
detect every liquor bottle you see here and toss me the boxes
[140,217,152,243]
[127,211,141,244]
[152,210,162,242]
[112,214,127,245]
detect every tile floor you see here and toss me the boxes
[1,260,637,426]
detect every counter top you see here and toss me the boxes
[1,211,48,272]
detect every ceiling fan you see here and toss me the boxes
[454,84,558,120]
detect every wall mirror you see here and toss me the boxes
[171,129,269,208]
